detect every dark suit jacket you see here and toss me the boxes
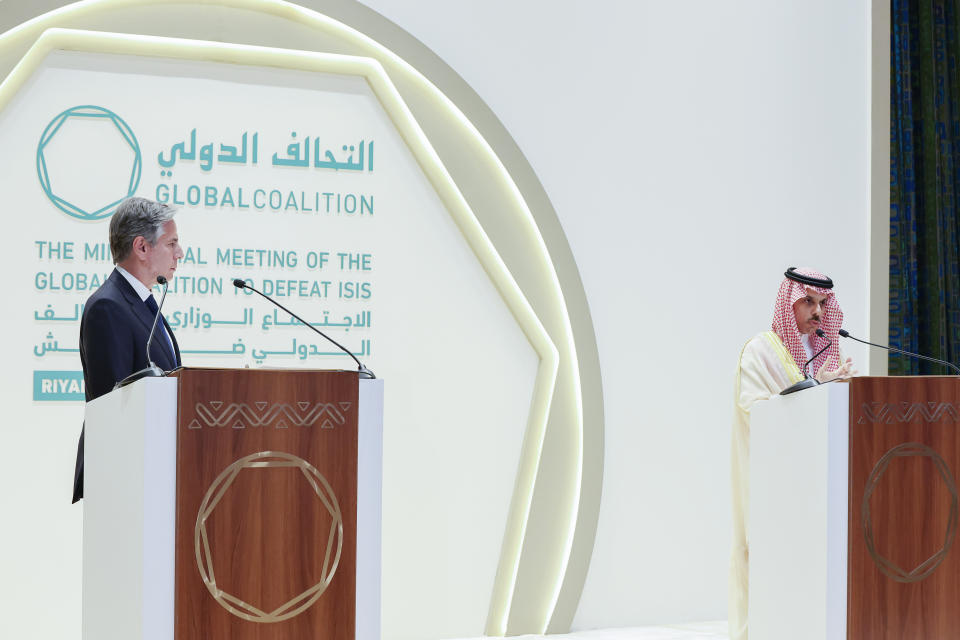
[72,268,181,502]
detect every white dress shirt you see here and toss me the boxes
[115,265,176,359]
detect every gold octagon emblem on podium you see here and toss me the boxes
[862,442,959,583]
[194,450,344,622]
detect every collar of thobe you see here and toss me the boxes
[800,332,814,362]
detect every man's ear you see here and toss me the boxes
[131,235,147,259]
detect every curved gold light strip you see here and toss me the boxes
[0,3,585,632]
[195,451,344,623]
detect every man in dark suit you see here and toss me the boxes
[72,196,185,502]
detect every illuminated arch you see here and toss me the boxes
[0,2,603,634]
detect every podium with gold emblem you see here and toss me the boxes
[750,377,960,640]
[81,368,383,640]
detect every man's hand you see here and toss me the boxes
[815,356,857,382]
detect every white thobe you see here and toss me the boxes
[729,331,804,640]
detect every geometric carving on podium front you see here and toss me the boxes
[861,442,958,583]
[858,401,960,424]
[194,401,352,429]
[194,451,344,623]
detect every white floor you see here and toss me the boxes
[456,621,728,640]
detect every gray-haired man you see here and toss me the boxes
[71,196,185,502]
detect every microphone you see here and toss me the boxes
[781,329,832,395]
[116,275,170,389]
[838,329,960,375]
[233,278,375,379]
[805,328,832,377]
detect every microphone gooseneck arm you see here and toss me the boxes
[781,329,831,396]
[233,279,375,378]
[145,275,169,368]
[803,329,831,378]
[839,329,960,375]
[115,275,170,389]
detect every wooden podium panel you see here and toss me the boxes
[848,377,960,639]
[172,369,358,640]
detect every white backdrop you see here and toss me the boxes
[0,0,878,635]
[357,0,874,629]
[0,48,540,639]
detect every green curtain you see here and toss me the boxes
[890,0,960,374]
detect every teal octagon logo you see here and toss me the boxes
[37,105,141,221]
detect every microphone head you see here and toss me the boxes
[233,278,246,289]
[815,328,825,337]
[838,329,850,338]
[156,275,167,285]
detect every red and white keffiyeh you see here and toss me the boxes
[772,267,843,376]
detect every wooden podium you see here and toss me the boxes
[751,376,960,639]
[81,368,383,640]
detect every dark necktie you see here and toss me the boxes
[144,294,174,363]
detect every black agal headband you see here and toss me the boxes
[784,267,833,290]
